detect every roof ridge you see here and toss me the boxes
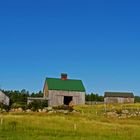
[104,92,134,97]
[46,77,82,81]
[105,92,133,94]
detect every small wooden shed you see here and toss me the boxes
[104,92,134,104]
[0,91,10,106]
[43,73,86,106]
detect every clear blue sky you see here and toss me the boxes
[0,0,140,95]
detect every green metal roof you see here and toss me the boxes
[104,92,134,98]
[46,78,86,92]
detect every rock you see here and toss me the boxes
[120,114,127,119]
[129,114,133,118]
[48,111,54,114]
[26,109,32,112]
[10,109,15,112]
[0,109,6,113]
[38,109,42,112]
[72,110,77,113]
[64,110,69,114]
[135,112,139,116]
[42,109,47,112]
[17,108,23,112]
[2,109,6,112]
[14,109,18,112]
[133,113,137,117]
[107,112,118,118]
[122,110,129,114]
[46,107,53,111]
[56,110,62,113]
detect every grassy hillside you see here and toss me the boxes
[0,104,140,140]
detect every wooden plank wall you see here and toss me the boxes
[104,97,134,104]
[48,90,85,106]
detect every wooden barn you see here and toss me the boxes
[104,92,134,104]
[0,91,10,106]
[43,73,86,106]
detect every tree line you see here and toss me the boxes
[2,89,43,106]
[2,90,105,105]
[85,93,104,102]
[0,89,45,110]
[1,90,140,110]
[86,93,140,103]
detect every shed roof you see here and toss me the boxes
[0,91,10,105]
[46,78,86,92]
[104,92,134,98]
[0,91,7,97]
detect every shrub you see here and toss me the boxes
[27,100,48,111]
[11,102,27,110]
[115,108,122,114]
[0,103,10,112]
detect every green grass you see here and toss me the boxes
[0,104,140,140]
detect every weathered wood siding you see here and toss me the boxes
[0,91,10,106]
[47,90,85,106]
[104,97,134,104]
[43,81,49,97]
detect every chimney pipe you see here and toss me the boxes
[61,73,67,80]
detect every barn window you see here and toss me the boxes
[64,96,73,105]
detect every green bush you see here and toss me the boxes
[11,102,27,110]
[0,103,10,112]
[27,100,48,111]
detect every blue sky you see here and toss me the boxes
[0,0,140,95]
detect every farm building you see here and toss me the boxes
[43,73,86,106]
[104,92,134,104]
[0,91,10,106]
[27,97,46,104]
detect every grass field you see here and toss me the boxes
[0,104,140,140]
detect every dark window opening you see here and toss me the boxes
[64,96,73,105]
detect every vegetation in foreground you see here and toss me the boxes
[0,104,140,140]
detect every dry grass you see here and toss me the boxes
[0,104,140,140]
